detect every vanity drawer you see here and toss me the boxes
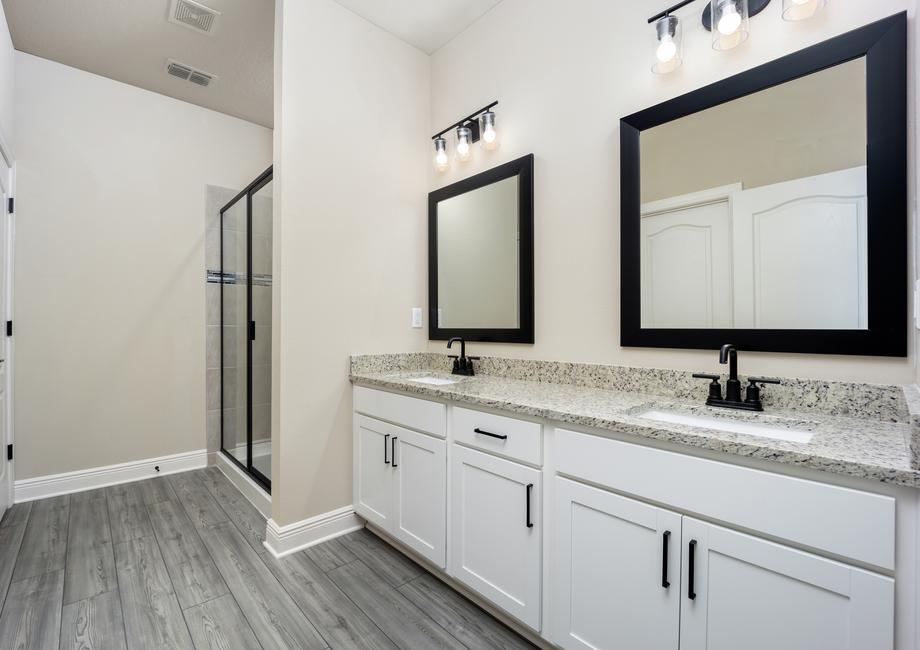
[452,406,542,466]
[555,428,895,570]
[353,386,446,437]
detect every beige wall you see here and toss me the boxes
[0,0,12,141]
[272,0,429,525]
[13,53,272,479]
[641,58,866,203]
[429,0,917,384]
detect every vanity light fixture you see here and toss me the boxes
[434,137,450,172]
[708,0,751,49]
[650,13,683,74]
[455,126,473,162]
[431,101,499,171]
[480,110,499,150]
[782,0,826,21]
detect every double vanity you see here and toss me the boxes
[359,13,918,650]
[351,353,920,650]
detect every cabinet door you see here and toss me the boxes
[553,477,681,650]
[392,428,446,568]
[680,518,893,650]
[353,415,394,530]
[449,445,542,630]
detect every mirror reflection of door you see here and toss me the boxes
[639,57,867,331]
[640,167,867,330]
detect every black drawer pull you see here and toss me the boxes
[525,483,534,528]
[391,437,398,468]
[688,539,697,600]
[384,434,390,465]
[474,428,508,440]
[661,531,671,589]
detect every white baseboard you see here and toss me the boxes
[215,450,271,518]
[14,449,207,503]
[263,506,364,559]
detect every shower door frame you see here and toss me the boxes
[219,165,273,493]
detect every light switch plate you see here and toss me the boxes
[411,307,423,328]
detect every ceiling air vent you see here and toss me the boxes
[166,60,193,80]
[168,0,220,35]
[164,59,218,87]
[188,70,215,87]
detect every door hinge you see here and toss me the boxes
[5,321,11,337]
[6,445,11,461]
[6,197,12,214]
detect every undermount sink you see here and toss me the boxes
[408,376,460,386]
[637,409,814,444]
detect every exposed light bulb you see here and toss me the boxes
[479,111,499,150]
[433,137,449,172]
[456,126,472,161]
[652,14,682,74]
[718,4,742,35]
[783,0,825,21]
[656,38,677,63]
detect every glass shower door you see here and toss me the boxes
[219,166,272,492]
[249,176,272,485]
[220,195,249,471]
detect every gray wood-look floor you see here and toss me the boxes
[0,468,537,649]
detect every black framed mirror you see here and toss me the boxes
[620,13,906,357]
[429,154,535,343]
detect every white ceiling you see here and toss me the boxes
[1,0,502,128]
[332,0,503,54]
[1,0,275,127]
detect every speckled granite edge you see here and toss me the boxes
[350,370,919,488]
[350,353,908,423]
[902,384,920,469]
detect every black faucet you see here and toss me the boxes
[720,343,742,403]
[693,344,781,411]
[447,337,478,376]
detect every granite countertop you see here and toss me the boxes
[351,368,920,489]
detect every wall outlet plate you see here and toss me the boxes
[411,307,423,328]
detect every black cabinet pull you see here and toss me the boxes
[661,531,671,589]
[688,539,697,600]
[525,483,534,528]
[391,437,398,468]
[384,434,390,465]
[474,428,508,440]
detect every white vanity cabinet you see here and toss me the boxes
[553,427,896,650]
[449,444,542,630]
[679,518,893,650]
[552,477,682,650]
[353,386,911,650]
[353,409,447,567]
[553,477,894,650]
